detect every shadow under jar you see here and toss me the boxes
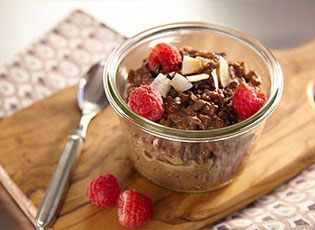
[104,22,283,193]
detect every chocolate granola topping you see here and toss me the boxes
[126,47,262,130]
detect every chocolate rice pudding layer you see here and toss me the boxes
[122,47,265,192]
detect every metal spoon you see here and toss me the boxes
[35,61,108,230]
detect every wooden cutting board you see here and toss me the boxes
[0,38,315,230]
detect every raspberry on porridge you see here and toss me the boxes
[127,43,266,129]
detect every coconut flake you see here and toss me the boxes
[211,69,219,89]
[186,73,209,82]
[171,73,193,92]
[196,56,211,66]
[217,56,232,87]
[181,56,202,75]
[150,73,171,98]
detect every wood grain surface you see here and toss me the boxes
[0,38,315,230]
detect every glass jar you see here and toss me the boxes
[104,22,283,193]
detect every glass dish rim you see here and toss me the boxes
[104,22,283,141]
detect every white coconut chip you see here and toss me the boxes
[211,69,219,89]
[217,56,232,87]
[196,56,211,66]
[150,73,171,98]
[186,73,209,82]
[171,73,193,92]
[181,56,202,75]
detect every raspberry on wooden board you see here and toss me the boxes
[117,190,154,227]
[86,173,121,208]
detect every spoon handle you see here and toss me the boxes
[35,131,84,230]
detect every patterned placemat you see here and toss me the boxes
[0,9,314,230]
[0,9,125,119]
[210,164,315,230]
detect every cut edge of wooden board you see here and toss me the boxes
[0,164,36,223]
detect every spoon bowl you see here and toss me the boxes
[77,61,108,114]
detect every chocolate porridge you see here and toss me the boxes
[122,45,266,192]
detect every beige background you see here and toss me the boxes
[0,0,314,66]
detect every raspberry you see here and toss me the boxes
[128,85,164,121]
[86,173,121,208]
[148,43,182,74]
[232,83,267,120]
[117,190,154,227]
